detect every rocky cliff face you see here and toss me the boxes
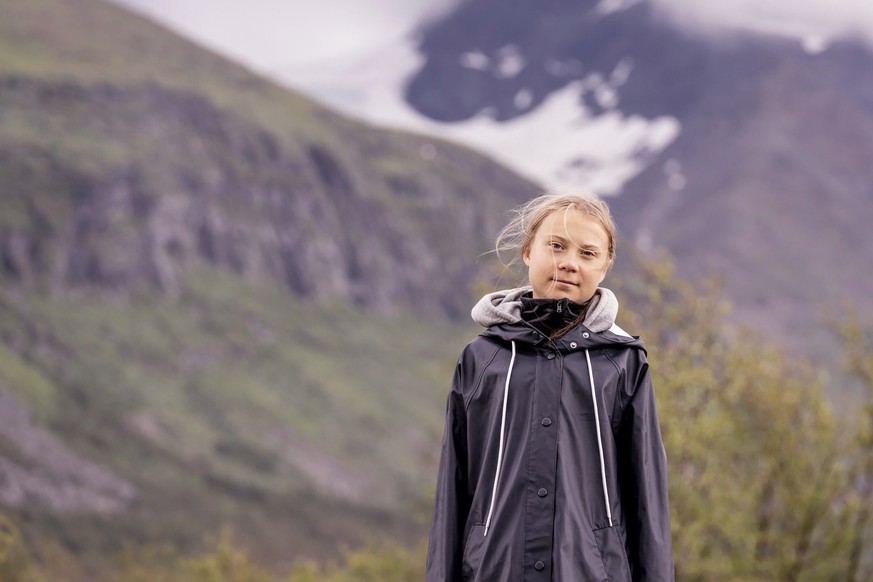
[0,387,135,513]
[0,76,534,318]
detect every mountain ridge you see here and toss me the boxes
[406,0,873,356]
[0,0,538,316]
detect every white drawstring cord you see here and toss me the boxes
[586,349,613,527]
[484,340,516,537]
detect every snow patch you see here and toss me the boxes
[459,46,525,78]
[802,34,829,54]
[578,61,635,110]
[495,45,526,78]
[460,51,490,70]
[279,39,678,195]
[610,57,635,86]
[440,82,681,195]
[514,89,534,110]
[581,72,605,90]
[594,83,619,109]
[546,59,585,78]
[663,158,687,191]
[595,0,643,17]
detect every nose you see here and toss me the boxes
[557,253,579,272]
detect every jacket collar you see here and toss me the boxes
[472,286,643,350]
[471,286,621,333]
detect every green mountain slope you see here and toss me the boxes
[0,270,475,573]
[0,0,535,575]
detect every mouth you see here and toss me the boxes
[553,278,578,287]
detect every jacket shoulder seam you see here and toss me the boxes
[463,342,503,411]
[601,348,623,376]
[602,348,629,422]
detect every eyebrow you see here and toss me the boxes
[547,234,603,249]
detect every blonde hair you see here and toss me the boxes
[495,192,617,273]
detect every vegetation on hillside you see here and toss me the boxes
[0,268,472,574]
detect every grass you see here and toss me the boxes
[0,337,60,421]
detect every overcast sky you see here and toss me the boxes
[113,0,873,66]
[112,0,459,74]
[109,0,873,111]
[109,0,873,96]
[653,0,873,42]
[106,0,873,192]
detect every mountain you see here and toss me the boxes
[405,0,873,357]
[0,0,536,575]
[0,0,535,319]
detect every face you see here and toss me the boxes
[523,208,611,303]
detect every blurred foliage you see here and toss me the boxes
[612,257,873,581]
[3,517,427,582]
[835,314,873,582]
[0,514,44,582]
[105,526,425,582]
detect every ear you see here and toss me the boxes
[522,245,531,266]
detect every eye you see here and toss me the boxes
[548,241,564,251]
[581,249,598,258]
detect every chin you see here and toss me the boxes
[538,289,580,302]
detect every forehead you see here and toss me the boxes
[535,209,609,247]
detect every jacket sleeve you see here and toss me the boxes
[426,358,470,582]
[617,352,675,581]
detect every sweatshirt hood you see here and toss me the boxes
[472,286,620,333]
[472,286,640,348]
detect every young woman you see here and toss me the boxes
[426,194,673,581]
